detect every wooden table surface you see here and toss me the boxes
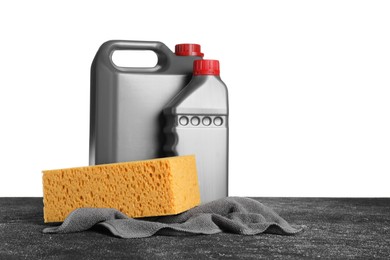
[0,197,389,259]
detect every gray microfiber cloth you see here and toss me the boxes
[43,197,303,238]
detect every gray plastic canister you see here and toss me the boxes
[89,40,203,165]
[163,60,229,204]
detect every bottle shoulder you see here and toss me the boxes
[164,76,228,115]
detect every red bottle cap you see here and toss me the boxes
[175,44,204,57]
[193,59,220,76]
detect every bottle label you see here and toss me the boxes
[176,115,227,128]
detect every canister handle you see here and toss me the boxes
[98,40,172,73]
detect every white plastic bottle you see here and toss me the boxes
[163,60,229,204]
[90,41,203,165]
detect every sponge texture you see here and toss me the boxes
[42,155,200,223]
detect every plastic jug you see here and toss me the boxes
[163,60,229,204]
[90,40,203,165]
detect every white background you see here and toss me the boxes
[1,1,389,197]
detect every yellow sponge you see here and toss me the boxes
[42,155,200,223]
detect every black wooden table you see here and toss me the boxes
[1,197,389,259]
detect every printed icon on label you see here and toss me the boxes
[202,117,212,126]
[191,116,200,126]
[179,116,189,126]
[214,117,223,126]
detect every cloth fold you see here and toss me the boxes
[43,197,303,238]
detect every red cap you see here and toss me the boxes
[175,44,204,57]
[193,59,220,76]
